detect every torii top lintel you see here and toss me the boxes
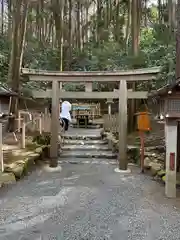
[21,67,160,82]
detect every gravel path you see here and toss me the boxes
[0,163,180,240]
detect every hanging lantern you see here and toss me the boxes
[136,111,151,132]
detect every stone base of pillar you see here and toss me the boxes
[114,167,131,173]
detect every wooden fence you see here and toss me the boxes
[103,113,119,133]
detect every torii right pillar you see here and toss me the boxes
[118,80,128,170]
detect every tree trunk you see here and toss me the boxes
[8,0,29,132]
[1,0,4,35]
[131,0,141,55]
[176,0,180,79]
[7,0,12,40]
[125,0,131,52]
[130,0,141,132]
[52,0,64,70]
[67,0,72,70]
[168,0,176,31]
[76,0,81,49]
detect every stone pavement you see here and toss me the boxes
[1,162,180,239]
[0,127,180,240]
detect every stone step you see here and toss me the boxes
[62,145,109,151]
[63,134,101,140]
[71,124,101,129]
[64,139,107,145]
[59,150,117,159]
[59,158,117,165]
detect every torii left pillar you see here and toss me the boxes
[50,80,59,167]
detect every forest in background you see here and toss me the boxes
[0,0,178,95]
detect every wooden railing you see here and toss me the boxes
[0,110,53,172]
[17,110,51,133]
[103,113,119,133]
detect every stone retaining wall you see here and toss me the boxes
[101,130,166,183]
[0,145,49,187]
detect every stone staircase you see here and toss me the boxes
[58,128,117,165]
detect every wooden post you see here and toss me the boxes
[21,120,25,149]
[108,103,111,115]
[85,116,88,128]
[140,131,145,173]
[0,123,3,172]
[45,107,48,115]
[59,82,62,106]
[32,116,35,132]
[44,108,48,131]
[8,96,12,114]
[92,107,95,123]
[39,116,42,134]
[72,109,75,120]
[18,111,21,132]
[41,113,44,131]
[50,80,59,167]
[118,80,128,170]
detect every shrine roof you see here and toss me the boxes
[148,79,180,98]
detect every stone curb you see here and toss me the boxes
[60,152,117,159]
[64,135,101,140]
[0,145,49,188]
[71,124,102,129]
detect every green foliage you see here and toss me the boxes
[68,24,175,90]
[0,18,176,93]
[0,36,10,82]
[33,134,51,145]
[24,41,59,70]
[140,26,176,88]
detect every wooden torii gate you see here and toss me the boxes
[21,67,160,169]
